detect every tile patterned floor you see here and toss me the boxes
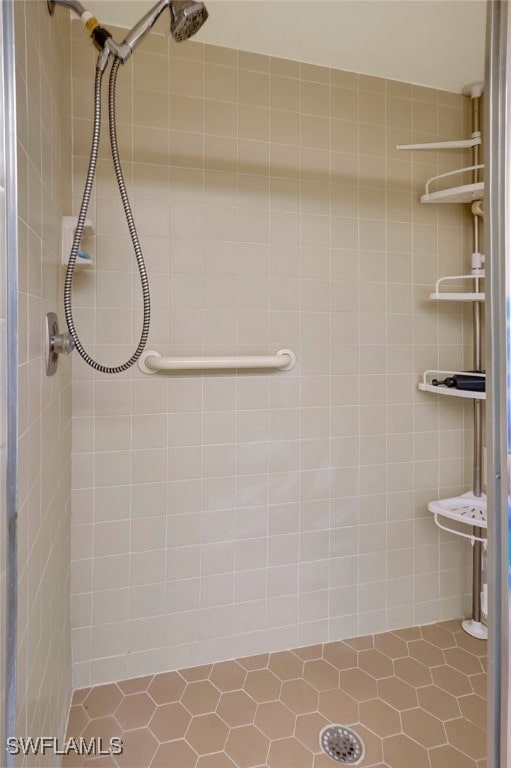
[64,620,487,768]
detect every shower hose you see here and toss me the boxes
[64,56,150,374]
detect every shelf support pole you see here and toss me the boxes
[468,90,485,635]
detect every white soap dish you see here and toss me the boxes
[62,216,94,269]
[428,492,487,529]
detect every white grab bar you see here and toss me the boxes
[138,348,297,374]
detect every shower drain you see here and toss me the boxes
[319,725,365,765]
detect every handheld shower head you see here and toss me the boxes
[169,1,208,42]
[121,0,208,59]
[50,0,208,61]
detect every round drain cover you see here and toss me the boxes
[319,725,365,765]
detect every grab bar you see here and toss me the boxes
[138,348,297,374]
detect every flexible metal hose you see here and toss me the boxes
[63,56,150,373]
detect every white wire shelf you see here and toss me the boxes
[420,165,484,204]
[429,492,487,545]
[138,348,297,374]
[418,370,486,400]
[429,275,484,302]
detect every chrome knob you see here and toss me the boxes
[51,332,74,355]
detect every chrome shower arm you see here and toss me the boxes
[47,0,87,19]
[122,0,170,56]
[48,0,131,62]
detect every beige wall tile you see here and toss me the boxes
[15,0,73,741]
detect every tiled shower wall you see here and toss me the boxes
[14,0,73,754]
[70,23,474,687]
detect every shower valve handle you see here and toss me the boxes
[52,332,74,356]
[45,312,74,377]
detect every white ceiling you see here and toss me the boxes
[86,0,486,92]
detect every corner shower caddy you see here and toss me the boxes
[399,82,487,640]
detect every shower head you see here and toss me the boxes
[49,0,208,64]
[122,0,208,58]
[169,1,208,42]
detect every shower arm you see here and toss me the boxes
[47,0,86,17]
[48,0,173,64]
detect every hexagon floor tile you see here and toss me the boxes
[63,621,486,767]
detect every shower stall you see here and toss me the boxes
[1,0,510,766]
